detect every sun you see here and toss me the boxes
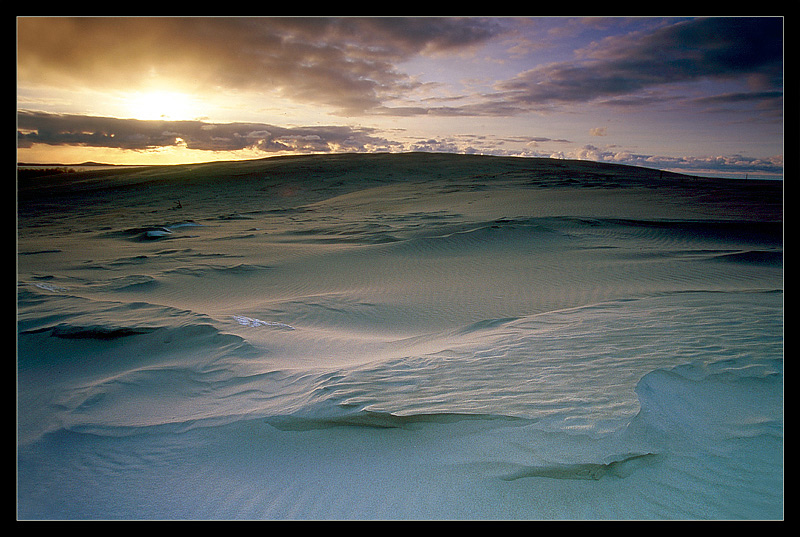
[124,90,199,121]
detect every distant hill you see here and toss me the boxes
[17,152,782,225]
[18,161,116,167]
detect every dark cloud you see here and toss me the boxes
[17,110,399,153]
[369,18,783,118]
[690,90,783,118]
[284,17,502,55]
[492,17,782,110]
[693,91,783,105]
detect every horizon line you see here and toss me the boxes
[16,150,784,181]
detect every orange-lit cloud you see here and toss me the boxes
[18,17,501,116]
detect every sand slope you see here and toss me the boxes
[17,153,783,519]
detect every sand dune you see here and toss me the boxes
[17,153,783,519]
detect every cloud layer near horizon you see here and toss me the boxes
[17,110,399,153]
[17,110,783,177]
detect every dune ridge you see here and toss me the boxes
[18,153,783,519]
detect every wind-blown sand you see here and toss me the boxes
[17,153,783,519]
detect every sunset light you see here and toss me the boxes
[124,90,200,121]
[17,17,784,177]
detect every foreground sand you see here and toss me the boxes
[17,153,783,519]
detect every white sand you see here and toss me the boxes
[17,153,783,519]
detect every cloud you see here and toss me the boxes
[409,138,462,153]
[485,17,782,113]
[589,127,607,136]
[17,17,782,120]
[550,144,783,177]
[17,17,502,116]
[369,17,783,119]
[17,110,399,154]
[690,90,783,118]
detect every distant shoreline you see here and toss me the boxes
[17,162,147,169]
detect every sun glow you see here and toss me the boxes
[124,90,200,121]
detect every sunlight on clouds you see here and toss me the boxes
[18,140,264,166]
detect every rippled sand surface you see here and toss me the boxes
[17,153,783,519]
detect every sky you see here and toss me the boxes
[17,16,784,179]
